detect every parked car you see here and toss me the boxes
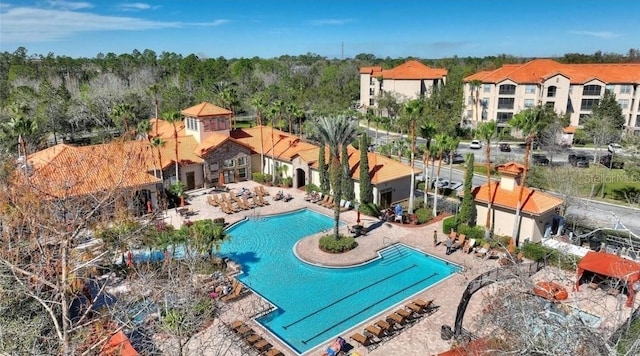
[498,143,511,152]
[599,154,625,169]
[568,153,589,168]
[607,143,624,154]
[469,140,482,149]
[531,154,550,166]
[443,153,465,164]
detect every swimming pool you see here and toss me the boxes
[220,209,461,354]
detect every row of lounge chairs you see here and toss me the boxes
[207,192,270,214]
[349,299,434,350]
[230,320,284,356]
[306,192,353,212]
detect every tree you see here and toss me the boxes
[432,133,452,217]
[219,87,239,129]
[400,99,424,214]
[508,106,552,244]
[359,134,373,204]
[149,136,166,182]
[457,153,476,226]
[476,121,497,236]
[1,106,39,156]
[469,79,483,127]
[163,111,182,184]
[110,103,136,134]
[147,84,161,136]
[251,94,267,172]
[341,144,355,201]
[593,90,625,130]
[584,93,623,163]
[318,144,330,195]
[312,116,359,240]
[419,123,437,205]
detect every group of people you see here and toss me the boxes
[380,204,405,223]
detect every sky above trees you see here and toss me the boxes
[1,0,639,59]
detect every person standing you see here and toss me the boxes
[433,230,438,247]
[445,237,453,255]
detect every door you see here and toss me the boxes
[380,189,392,209]
[223,170,235,184]
[186,172,195,190]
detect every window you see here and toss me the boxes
[525,85,536,94]
[580,99,599,111]
[210,162,219,172]
[619,99,629,110]
[483,84,491,93]
[636,115,640,128]
[370,77,375,85]
[369,98,375,106]
[238,167,247,179]
[497,98,515,109]
[583,85,602,96]
[237,156,246,166]
[496,112,513,124]
[499,84,516,95]
[524,99,534,108]
[547,86,557,98]
[369,88,374,95]
[606,85,615,94]
[223,159,234,168]
[481,98,489,107]
[620,85,632,94]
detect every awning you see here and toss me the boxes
[575,251,640,307]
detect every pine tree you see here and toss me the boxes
[318,144,330,194]
[457,152,476,226]
[359,134,373,204]
[341,144,355,201]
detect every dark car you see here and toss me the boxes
[531,154,550,166]
[599,154,625,169]
[499,143,511,152]
[443,153,465,164]
[568,153,589,168]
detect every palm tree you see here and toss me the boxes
[2,111,39,157]
[508,106,551,244]
[445,137,460,184]
[267,101,285,183]
[294,106,305,138]
[476,121,498,237]
[163,111,182,184]
[432,134,451,217]
[400,99,424,214]
[312,116,359,240]
[220,87,239,129]
[111,103,135,134]
[251,94,267,172]
[469,80,483,127]
[148,84,161,136]
[149,136,166,181]
[419,123,436,205]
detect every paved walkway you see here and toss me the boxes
[166,182,638,356]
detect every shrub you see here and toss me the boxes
[521,241,581,270]
[213,218,225,225]
[319,235,357,253]
[263,174,273,184]
[442,216,457,234]
[252,173,265,183]
[305,183,320,193]
[282,177,293,187]
[359,202,380,217]
[457,224,485,240]
[415,208,433,224]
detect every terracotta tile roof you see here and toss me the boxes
[379,60,447,80]
[563,125,577,134]
[464,59,640,84]
[26,142,160,199]
[473,181,563,215]
[496,162,527,175]
[101,330,139,356]
[181,102,232,118]
[232,127,420,184]
[359,66,382,75]
[152,136,204,169]
[149,118,186,139]
[194,133,252,156]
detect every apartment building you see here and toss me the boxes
[463,59,640,135]
[359,60,447,111]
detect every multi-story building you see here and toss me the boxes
[462,59,640,135]
[359,60,447,111]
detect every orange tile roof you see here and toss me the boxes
[379,60,447,80]
[231,126,318,160]
[464,59,640,84]
[149,118,186,139]
[152,136,203,169]
[359,66,382,75]
[473,181,563,215]
[27,142,160,199]
[181,102,232,118]
[496,162,527,175]
[194,133,252,156]
[563,125,577,134]
[101,331,139,356]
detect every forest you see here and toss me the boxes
[1,46,639,155]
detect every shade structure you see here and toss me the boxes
[575,251,640,307]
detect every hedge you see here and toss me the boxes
[521,242,581,270]
[442,216,457,234]
[319,235,357,253]
[415,208,433,224]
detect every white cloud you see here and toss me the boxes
[1,6,180,42]
[192,19,231,27]
[47,1,94,10]
[308,18,354,26]
[568,30,622,39]
[119,2,160,11]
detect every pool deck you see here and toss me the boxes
[167,182,640,356]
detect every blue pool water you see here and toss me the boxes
[219,209,461,354]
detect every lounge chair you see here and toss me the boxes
[258,186,270,196]
[395,308,412,320]
[231,320,245,331]
[340,201,352,212]
[349,332,371,347]
[245,333,264,345]
[413,298,433,309]
[242,196,255,209]
[449,230,458,240]
[258,194,270,206]
[322,196,335,208]
[475,243,492,258]
[207,195,219,207]
[221,283,244,302]
[452,234,466,251]
[386,312,406,325]
[463,238,476,253]
[311,192,323,203]
[364,324,385,340]
[375,319,392,333]
[234,324,252,336]
[252,195,264,207]
[405,302,423,314]
[263,348,284,356]
[316,195,330,205]
[253,340,271,352]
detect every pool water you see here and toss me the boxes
[219,209,461,354]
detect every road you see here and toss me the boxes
[365,126,640,237]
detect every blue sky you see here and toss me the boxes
[1,0,639,59]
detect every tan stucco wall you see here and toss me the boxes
[475,204,551,243]
[180,164,204,189]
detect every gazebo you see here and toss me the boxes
[575,251,640,307]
